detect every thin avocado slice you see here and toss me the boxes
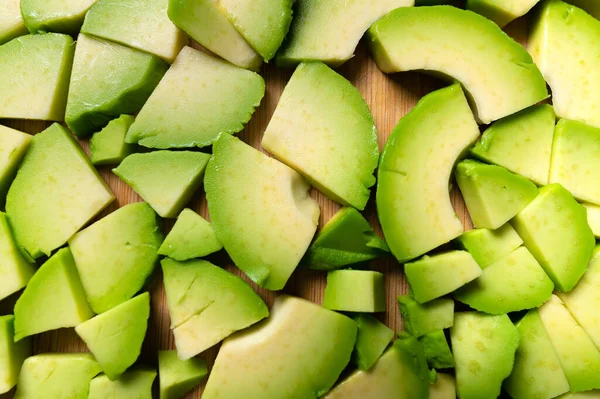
[322,270,386,312]
[585,203,600,238]
[0,0,27,45]
[0,212,35,302]
[0,125,31,203]
[88,370,156,399]
[418,330,455,369]
[0,315,30,394]
[397,296,454,337]
[351,314,394,371]
[454,224,523,268]
[158,350,207,399]
[89,115,136,165]
[466,0,541,27]
[430,373,456,399]
[20,0,96,34]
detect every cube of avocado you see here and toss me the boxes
[0,315,30,394]
[0,0,27,45]
[88,370,156,399]
[351,314,394,371]
[89,115,136,165]
[0,125,30,203]
[20,0,96,34]
[323,270,386,313]
[158,350,207,399]
[454,224,523,268]
[0,212,35,302]
[418,330,454,369]
[429,373,456,399]
[466,0,541,27]
[398,296,454,337]
[584,203,600,238]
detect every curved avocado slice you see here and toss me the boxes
[466,0,541,27]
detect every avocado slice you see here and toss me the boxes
[471,104,556,186]
[203,295,357,399]
[20,0,96,34]
[113,151,210,218]
[0,125,31,202]
[158,208,222,261]
[405,250,482,304]
[323,270,386,312]
[429,373,456,399]
[454,224,523,268]
[75,293,149,380]
[0,213,35,302]
[454,246,554,314]
[14,354,101,399]
[398,296,454,337]
[377,84,479,262]
[0,33,74,120]
[126,46,265,149]
[162,258,268,359]
[0,315,30,394]
[277,0,413,67]
[466,0,541,27]
[418,330,454,369]
[90,115,136,165]
[303,207,389,271]
[205,134,319,290]
[88,370,156,399]
[351,314,394,371]
[158,350,207,399]
[585,203,600,238]
[511,183,595,292]
[0,0,27,44]
[455,160,539,229]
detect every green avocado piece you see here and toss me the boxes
[158,350,207,399]
[566,0,600,18]
[455,160,539,229]
[470,104,556,186]
[75,293,149,380]
[0,315,30,394]
[66,33,168,138]
[113,151,210,218]
[205,134,319,290]
[584,203,600,238]
[0,0,27,45]
[429,373,456,399]
[323,270,386,312]
[454,224,523,268]
[504,309,570,399]
[158,208,222,261]
[277,0,413,67]
[418,330,454,369]
[405,250,482,303]
[15,353,101,399]
[377,84,479,263]
[0,33,74,120]
[451,312,519,399]
[466,0,541,27]
[0,212,35,302]
[0,125,31,203]
[126,46,264,149]
[20,0,96,34]
[162,258,268,359]
[88,370,156,399]
[351,314,394,371]
[303,207,388,270]
[511,183,595,292]
[557,392,600,399]
[398,296,454,337]
[203,295,357,399]
[90,115,136,165]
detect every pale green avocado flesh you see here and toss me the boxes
[466,0,541,27]
[397,296,454,337]
[0,315,30,394]
[322,270,386,312]
[158,350,207,399]
[454,223,523,268]
[21,0,96,34]
[585,203,600,238]
[418,330,455,369]
[351,314,394,371]
[0,0,27,45]
[89,115,135,165]
[0,212,35,302]
[0,125,31,203]
[429,373,456,399]
[88,370,156,399]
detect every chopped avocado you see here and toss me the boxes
[0,0,27,44]
[398,296,454,337]
[277,0,413,67]
[470,104,556,186]
[158,350,207,399]
[0,33,74,120]
[584,203,600,238]
[14,353,101,399]
[377,84,479,262]
[466,0,541,27]
[303,207,388,270]
[529,0,600,128]
[455,160,539,229]
[113,151,210,218]
[451,312,519,399]
[205,134,319,290]
[429,373,456,399]
[262,63,378,210]
[351,314,394,371]
[454,224,523,268]
[557,392,600,399]
[0,212,35,301]
[203,295,357,399]
[322,270,386,312]
[158,208,222,261]
[418,330,454,369]
[511,183,595,291]
[454,246,554,314]
[0,125,31,202]
[81,0,186,62]
[504,309,570,399]
[566,0,600,18]
[162,258,268,359]
[13,248,93,341]
[90,115,135,165]
[368,6,548,124]
[66,33,168,138]
[0,316,30,394]
[167,0,261,70]
[539,295,600,392]
[75,293,150,380]
[404,250,482,303]
[88,370,156,399]
[20,0,96,34]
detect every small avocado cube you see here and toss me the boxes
[584,203,600,238]
[405,251,482,303]
[323,270,386,312]
[0,125,31,203]
[418,330,454,369]
[398,296,454,337]
[0,315,30,394]
[158,208,222,261]
[429,373,456,399]
[454,224,523,268]
[88,370,156,399]
[0,212,35,302]
[351,314,394,371]
[158,350,207,399]
[90,115,136,165]
[0,0,27,45]
[466,0,541,27]
[20,0,96,34]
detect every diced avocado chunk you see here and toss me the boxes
[0,212,35,302]
[471,104,556,186]
[0,125,31,203]
[398,296,454,337]
[205,134,319,290]
[20,0,96,34]
[88,370,156,399]
[0,33,74,120]
[451,312,519,399]
[351,314,394,371]
[76,293,150,380]
[158,350,207,399]
[277,0,413,67]
[584,203,600,238]
[162,258,269,359]
[0,0,27,45]
[262,62,378,210]
[90,115,136,165]
[203,296,357,399]
[466,0,541,27]
[429,373,456,399]
[0,315,30,394]
[418,330,454,369]
[14,353,101,399]
[66,33,168,138]
[511,183,595,292]
[377,84,479,262]
[405,250,482,303]
[113,151,210,218]
[158,208,222,261]
[368,6,548,124]
[323,270,386,312]
[566,0,600,19]
[454,224,523,268]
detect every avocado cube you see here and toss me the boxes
[88,370,156,399]
[466,0,541,27]
[0,315,30,394]
[21,0,96,34]
[158,350,207,399]
[323,270,386,313]
[0,212,35,302]
[398,296,454,337]
[0,125,31,203]
[351,314,394,371]
[0,0,27,45]
[89,115,136,165]
[418,330,454,369]
[454,224,523,268]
